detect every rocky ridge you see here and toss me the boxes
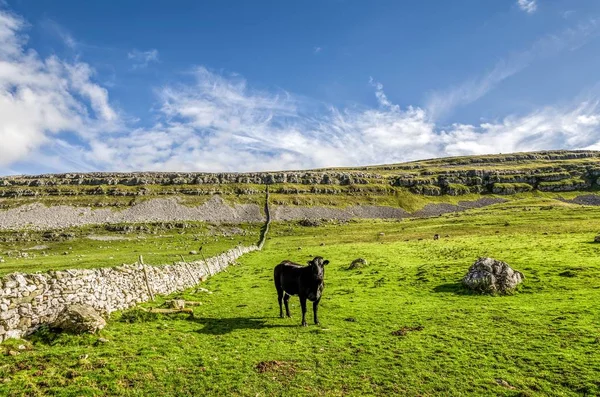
[2,150,600,197]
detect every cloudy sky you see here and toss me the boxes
[1,0,600,175]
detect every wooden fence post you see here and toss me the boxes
[180,255,199,285]
[140,255,155,301]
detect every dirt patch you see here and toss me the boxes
[560,194,600,206]
[0,196,507,231]
[412,198,506,218]
[23,245,49,251]
[272,204,409,221]
[254,360,296,375]
[391,325,424,336]
[495,378,516,390]
[0,196,263,230]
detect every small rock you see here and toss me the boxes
[7,350,19,356]
[299,219,321,227]
[16,345,27,351]
[96,338,109,344]
[348,258,368,270]
[168,299,186,310]
[189,250,198,255]
[495,379,515,390]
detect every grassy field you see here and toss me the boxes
[0,222,261,276]
[1,200,600,395]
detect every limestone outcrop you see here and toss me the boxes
[462,257,524,294]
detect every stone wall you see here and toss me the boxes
[0,245,258,342]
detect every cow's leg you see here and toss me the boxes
[313,297,321,325]
[277,287,284,318]
[283,293,291,317]
[300,296,308,326]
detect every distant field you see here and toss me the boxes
[1,200,599,396]
[0,222,261,276]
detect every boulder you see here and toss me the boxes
[348,258,368,270]
[462,257,524,294]
[51,304,106,334]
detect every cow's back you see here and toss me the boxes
[274,261,304,296]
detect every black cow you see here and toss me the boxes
[274,256,329,326]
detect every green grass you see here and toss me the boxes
[2,202,600,395]
[0,222,260,276]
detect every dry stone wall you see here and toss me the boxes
[0,245,258,342]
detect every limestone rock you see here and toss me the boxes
[168,299,186,310]
[51,304,106,334]
[348,258,368,270]
[462,257,524,294]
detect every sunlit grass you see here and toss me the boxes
[1,202,600,395]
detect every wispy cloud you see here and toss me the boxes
[0,9,121,167]
[426,18,600,119]
[517,0,537,14]
[70,71,600,172]
[313,46,322,54]
[127,49,159,69]
[41,18,78,49]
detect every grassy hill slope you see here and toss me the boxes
[1,150,600,212]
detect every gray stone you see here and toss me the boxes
[348,258,368,270]
[51,304,107,334]
[168,299,186,310]
[462,257,524,294]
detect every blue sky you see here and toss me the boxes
[1,0,600,174]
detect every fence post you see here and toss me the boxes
[140,255,155,301]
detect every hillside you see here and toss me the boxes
[1,150,600,230]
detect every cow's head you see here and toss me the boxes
[308,256,329,280]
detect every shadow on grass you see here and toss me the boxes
[191,316,297,335]
[433,282,475,295]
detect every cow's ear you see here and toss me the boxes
[323,260,330,266]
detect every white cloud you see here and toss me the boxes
[67,72,600,172]
[127,49,159,69]
[3,8,600,174]
[0,10,120,167]
[426,18,599,119]
[517,0,537,14]
[313,46,322,54]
